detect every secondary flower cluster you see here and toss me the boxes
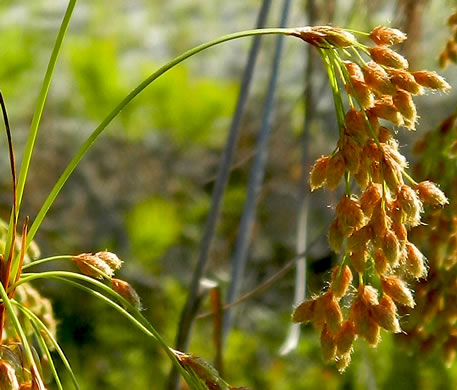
[291,25,450,371]
[397,113,457,366]
[439,10,457,69]
[72,251,142,309]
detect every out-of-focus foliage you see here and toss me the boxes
[1,0,457,389]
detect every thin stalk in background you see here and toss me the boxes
[171,0,272,362]
[280,0,317,356]
[169,3,272,387]
[222,0,292,341]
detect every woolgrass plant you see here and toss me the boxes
[0,1,453,389]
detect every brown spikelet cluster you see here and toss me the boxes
[439,11,457,69]
[396,113,457,366]
[295,25,450,371]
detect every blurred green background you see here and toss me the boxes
[1,0,457,389]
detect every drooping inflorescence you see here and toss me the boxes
[291,25,450,371]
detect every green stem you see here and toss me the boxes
[22,255,73,270]
[403,170,418,186]
[25,27,295,249]
[0,282,38,374]
[5,0,77,262]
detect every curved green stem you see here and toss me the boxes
[25,27,296,249]
[5,0,77,261]
[22,255,73,270]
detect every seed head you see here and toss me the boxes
[320,324,337,362]
[95,251,123,271]
[347,225,372,252]
[344,61,364,80]
[347,79,374,109]
[323,291,343,334]
[412,70,451,92]
[326,153,346,190]
[382,230,400,266]
[405,242,428,279]
[349,250,367,274]
[370,45,409,69]
[397,185,423,227]
[72,253,114,279]
[331,265,353,299]
[360,183,382,217]
[370,26,407,46]
[353,163,369,189]
[112,279,142,310]
[393,90,417,128]
[381,275,415,307]
[388,68,423,95]
[344,108,368,138]
[370,201,391,237]
[363,61,396,95]
[416,181,449,207]
[336,320,357,356]
[313,26,357,48]
[341,137,362,174]
[328,219,345,253]
[0,360,19,390]
[449,12,457,26]
[378,126,392,143]
[336,196,366,236]
[292,298,315,323]
[370,97,404,126]
[370,295,401,333]
[309,155,330,191]
[374,249,389,275]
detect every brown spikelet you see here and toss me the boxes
[370,98,404,126]
[349,250,367,274]
[412,70,451,91]
[405,242,427,279]
[72,253,114,279]
[331,265,353,299]
[382,230,400,266]
[360,183,382,217]
[326,153,346,190]
[378,126,392,143]
[393,89,417,128]
[341,137,362,174]
[323,291,343,334]
[292,299,316,323]
[353,162,369,189]
[388,68,423,95]
[374,248,389,275]
[112,279,142,309]
[416,180,449,207]
[392,222,408,242]
[320,324,337,362]
[309,155,330,191]
[370,201,391,237]
[448,12,457,26]
[347,225,372,252]
[369,26,407,46]
[363,61,396,95]
[381,275,415,307]
[363,317,381,347]
[336,196,366,236]
[328,219,345,253]
[370,45,409,69]
[313,26,357,48]
[344,108,368,138]
[397,184,423,227]
[344,61,364,80]
[439,50,450,69]
[347,79,374,109]
[370,295,401,332]
[336,320,357,355]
